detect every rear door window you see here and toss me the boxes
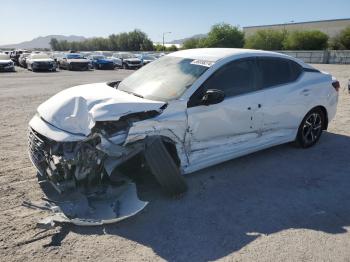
[257,57,301,88]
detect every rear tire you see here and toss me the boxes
[295,108,325,148]
[144,137,187,196]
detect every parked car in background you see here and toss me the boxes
[50,52,65,63]
[18,53,31,68]
[136,54,157,65]
[113,52,142,69]
[80,51,93,58]
[26,53,57,72]
[0,53,15,72]
[87,55,115,70]
[58,53,90,71]
[10,49,29,65]
[109,55,123,68]
[94,51,113,57]
[152,52,166,58]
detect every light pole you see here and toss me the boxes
[162,32,171,51]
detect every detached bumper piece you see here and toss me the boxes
[24,183,147,227]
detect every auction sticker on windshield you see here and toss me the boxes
[190,59,215,67]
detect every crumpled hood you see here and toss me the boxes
[37,83,165,136]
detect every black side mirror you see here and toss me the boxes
[202,89,225,106]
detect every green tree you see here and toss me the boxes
[182,38,201,49]
[49,38,59,50]
[330,26,350,50]
[202,23,245,48]
[244,30,285,50]
[283,30,329,50]
[51,30,154,51]
[154,44,164,51]
[167,45,178,51]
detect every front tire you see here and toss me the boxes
[144,137,187,196]
[295,108,325,148]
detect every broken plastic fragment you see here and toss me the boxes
[32,183,147,227]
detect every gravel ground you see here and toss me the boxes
[0,65,349,262]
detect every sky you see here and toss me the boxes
[1,0,350,45]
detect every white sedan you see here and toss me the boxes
[0,53,15,72]
[28,48,338,225]
[26,53,57,72]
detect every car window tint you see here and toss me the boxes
[289,60,303,81]
[203,60,256,97]
[258,58,292,88]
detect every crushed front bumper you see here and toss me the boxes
[27,115,147,226]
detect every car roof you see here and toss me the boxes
[168,48,291,62]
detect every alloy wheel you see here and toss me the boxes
[302,112,322,145]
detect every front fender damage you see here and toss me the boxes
[27,109,187,227]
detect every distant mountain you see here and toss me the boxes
[168,34,207,45]
[0,35,87,49]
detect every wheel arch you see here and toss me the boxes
[312,105,329,130]
[145,135,181,167]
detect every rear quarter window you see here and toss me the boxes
[258,57,302,88]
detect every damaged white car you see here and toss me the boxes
[28,48,338,226]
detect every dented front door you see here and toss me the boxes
[187,93,263,162]
[186,58,264,170]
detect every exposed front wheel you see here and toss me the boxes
[295,108,325,148]
[144,137,187,196]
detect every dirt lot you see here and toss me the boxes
[0,65,349,262]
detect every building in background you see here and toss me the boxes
[243,18,350,37]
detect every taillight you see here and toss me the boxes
[332,80,340,92]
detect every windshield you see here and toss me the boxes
[67,54,83,59]
[118,56,209,102]
[0,54,10,60]
[30,54,49,59]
